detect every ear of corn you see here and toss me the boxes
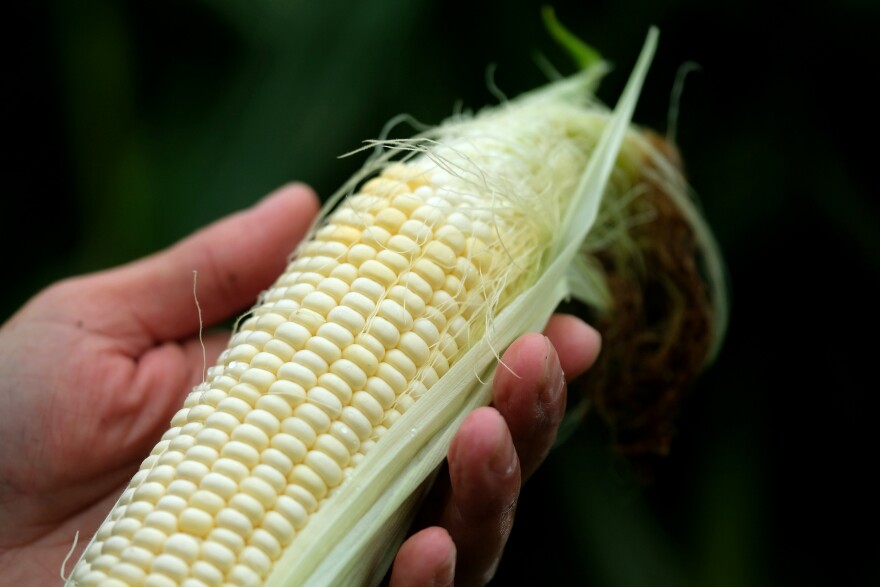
[65,28,725,587]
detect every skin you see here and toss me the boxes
[0,183,600,586]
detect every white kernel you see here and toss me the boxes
[330,421,361,453]
[243,409,280,437]
[413,258,445,289]
[132,527,167,553]
[399,219,432,244]
[249,528,282,560]
[185,404,213,424]
[384,348,417,379]
[220,440,260,468]
[250,351,284,373]
[396,393,416,412]
[155,451,185,468]
[239,476,278,509]
[304,450,344,487]
[399,331,431,366]
[120,544,154,568]
[351,391,384,425]
[341,291,376,318]
[305,335,342,363]
[386,234,420,257]
[144,573,178,587]
[347,243,377,266]
[413,318,441,347]
[102,534,129,556]
[164,532,200,563]
[231,424,270,451]
[318,216,366,238]
[294,403,331,433]
[200,472,238,500]
[144,510,178,534]
[192,560,224,586]
[389,285,426,317]
[209,527,245,554]
[358,259,396,287]
[285,484,319,513]
[254,395,294,420]
[316,277,349,302]
[240,545,273,577]
[148,464,177,485]
[252,463,286,494]
[260,511,295,546]
[274,495,310,530]
[212,457,250,482]
[305,239,349,258]
[181,579,210,587]
[274,322,311,348]
[383,409,403,427]
[267,379,307,405]
[204,411,240,434]
[316,321,355,348]
[111,517,142,538]
[329,358,368,390]
[431,290,460,319]
[291,349,329,375]
[270,432,307,463]
[410,204,446,227]
[260,448,293,476]
[340,406,373,441]
[240,368,276,392]
[328,305,366,333]
[295,255,340,276]
[155,494,188,516]
[376,362,408,394]
[201,540,236,573]
[316,372,353,402]
[189,489,225,514]
[124,500,153,521]
[229,492,265,524]
[133,482,165,505]
[108,562,146,584]
[376,250,410,274]
[178,453,213,478]
[291,464,328,499]
[216,397,251,420]
[391,193,422,215]
[354,333,386,360]
[366,316,400,348]
[378,299,414,331]
[374,207,407,231]
[277,362,317,389]
[364,377,396,408]
[263,338,295,362]
[330,262,358,283]
[216,507,254,536]
[307,387,342,417]
[280,417,317,447]
[301,291,337,316]
[424,240,457,269]
[398,271,433,302]
[194,429,229,453]
[228,344,259,363]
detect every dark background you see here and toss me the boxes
[7,1,879,585]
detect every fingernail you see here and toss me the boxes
[489,417,516,477]
[432,548,455,587]
[542,336,565,405]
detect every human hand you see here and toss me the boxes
[0,184,600,586]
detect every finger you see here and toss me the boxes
[99,183,319,347]
[440,407,520,586]
[543,313,602,381]
[493,314,600,480]
[389,527,456,587]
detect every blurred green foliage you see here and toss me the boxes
[7,0,879,585]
